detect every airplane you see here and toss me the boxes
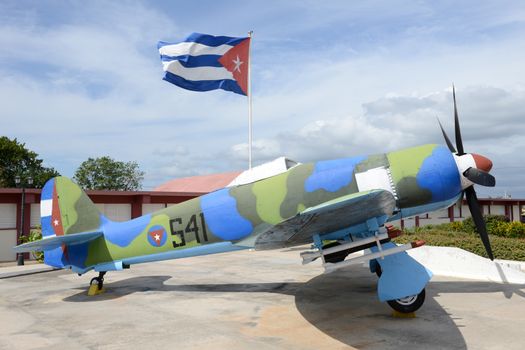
[14,87,496,314]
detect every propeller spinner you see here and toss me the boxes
[438,86,496,260]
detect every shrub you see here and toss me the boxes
[19,227,43,262]
[496,221,525,238]
[462,214,509,234]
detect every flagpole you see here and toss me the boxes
[248,30,253,170]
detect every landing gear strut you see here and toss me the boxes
[90,271,106,291]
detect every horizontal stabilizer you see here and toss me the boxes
[13,231,103,253]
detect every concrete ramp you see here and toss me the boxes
[408,246,525,284]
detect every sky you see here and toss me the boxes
[1,0,525,197]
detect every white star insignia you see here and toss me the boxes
[232,55,243,73]
[154,233,161,241]
[54,219,59,226]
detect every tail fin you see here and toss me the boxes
[41,177,101,237]
[40,177,102,267]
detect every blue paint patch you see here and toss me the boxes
[41,216,54,238]
[416,146,461,203]
[66,242,90,269]
[41,178,54,200]
[372,242,432,301]
[43,241,90,270]
[201,189,253,241]
[123,242,248,265]
[391,194,461,221]
[305,156,366,192]
[102,214,152,248]
[43,246,65,268]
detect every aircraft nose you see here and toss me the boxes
[471,154,493,172]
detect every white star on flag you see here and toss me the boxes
[54,219,59,226]
[232,55,243,73]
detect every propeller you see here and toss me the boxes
[463,168,496,187]
[438,85,496,260]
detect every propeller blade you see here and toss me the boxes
[437,117,457,153]
[463,168,496,187]
[453,85,466,156]
[465,186,494,260]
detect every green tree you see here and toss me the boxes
[0,136,60,188]
[74,156,144,191]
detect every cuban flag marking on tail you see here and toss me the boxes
[40,179,64,238]
[158,33,250,96]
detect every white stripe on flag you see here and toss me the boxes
[159,42,233,57]
[163,60,233,81]
[41,199,52,217]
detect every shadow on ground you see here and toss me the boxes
[60,265,524,349]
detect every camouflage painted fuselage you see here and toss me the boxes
[45,144,462,273]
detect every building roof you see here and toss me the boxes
[154,157,300,193]
[153,171,242,194]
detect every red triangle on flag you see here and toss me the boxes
[218,38,250,95]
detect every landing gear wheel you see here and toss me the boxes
[90,271,106,290]
[375,263,382,277]
[387,288,426,314]
[322,242,349,263]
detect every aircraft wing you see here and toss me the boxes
[254,189,396,250]
[13,231,103,253]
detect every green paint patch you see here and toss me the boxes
[387,144,437,182]
[252,173,289,224]
[86,214,174,265]
[56,177,82,233]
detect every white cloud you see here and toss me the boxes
[0,1,524,197]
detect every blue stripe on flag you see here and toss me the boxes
[160,54,222,68]
[163,71,246,96]
[41,216,54,237]
[158,33,246,49]
[41,178,54,200]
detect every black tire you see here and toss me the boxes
[90,276,104,290]
[375,263,382,277]
[387,288,425,313]
[322,242,349,263]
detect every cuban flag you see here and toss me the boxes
[158,33,250,96]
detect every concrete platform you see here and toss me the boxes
[0,264,57,279]
[1,248,525,350]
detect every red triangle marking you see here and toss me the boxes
[52,184,64,236]
[218,38,250,95]
[149,229,165,246]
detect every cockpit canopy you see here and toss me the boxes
[227,157,300,187]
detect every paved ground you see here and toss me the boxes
[1,248,525,350]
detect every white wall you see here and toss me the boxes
[513,205,521,222]
[490,204,505,216]
[30,203,40,228]
[96,204,131,222]
[0,204,16,229]
[142,204,166,215]
[0,229,17,262]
